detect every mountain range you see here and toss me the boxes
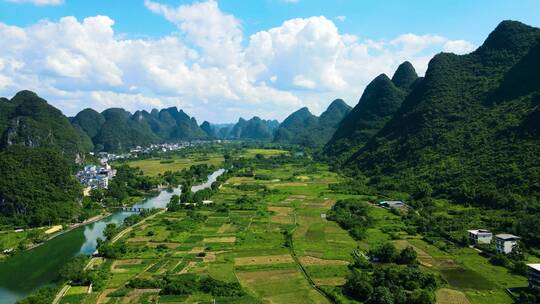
[274,99,352,148]
[323,62,419,164]
[0,91,93,161]
[327,20,540,208]
[1,20,538,209]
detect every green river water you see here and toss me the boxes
[0,169,224,303]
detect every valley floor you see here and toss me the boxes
[57,147,528,304]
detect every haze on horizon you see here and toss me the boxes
[0,0,539,123]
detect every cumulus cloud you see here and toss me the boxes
[5,0,63,6]
[0,0,476,122]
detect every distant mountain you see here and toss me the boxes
[200,121,215,138]
[391,61,419,90]
[274,100,352,147]
[341,20,540,208]
[73,106,209,152]
[91,108,159,152]
[228,117,279,140]
[323,62,417,163]
[0,91,93,160]
[71,108,106,139]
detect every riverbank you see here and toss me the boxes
[25,212,112,252]
[3,168,225,304]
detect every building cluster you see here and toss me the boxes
[76,163,116,191]
[467,230,540,290]
[130,142,191,154]
[90,140,219,163]
[467,229,521,255]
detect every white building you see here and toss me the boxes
[467,229,493,245]
[527,264,540,288]
[495,234,520,254]
[378,201,406,210]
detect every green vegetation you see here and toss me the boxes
[338,21,540,210]
[323,62,416,164]
[274,99,352,148]
[327,199,373,240]
[226,116,279,140]
[0,90,93,158]
[72,106,209,153]
[126,153,223,176]
[0,146,82,227]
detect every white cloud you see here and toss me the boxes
[6,0,63,6]
[443,39,476,54]
[0,1,476,123]
[144,0,242,66]
[335,16,346,22]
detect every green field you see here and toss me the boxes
[126,154,224,176]
[57,147,530,304]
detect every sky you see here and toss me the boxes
[0,0,539,123]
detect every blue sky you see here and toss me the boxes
[0,0,539,122]
[3,0,539,44]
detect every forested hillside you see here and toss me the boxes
[341,21,540,209]
[0,146,82,227]
[0,91,93,160]
[72,106,209,152]
[226,117,279,140]
[323,62,417,163]
[274,99,351,147]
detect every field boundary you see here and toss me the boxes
[287,210,336,303]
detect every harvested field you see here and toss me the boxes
[299,256,349,266]
[217,223,233,234]
[313,277,346,286]
[204,236,236,243]
[127,237,151,243]
[235,255,294,266]
[123,289,160,303]
[436,288,471,304]
[111,259,143,273]
[268,206,294,224]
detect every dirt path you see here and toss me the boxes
[287,210,334,303]
[52,285,70,304]
[111,209,165,244]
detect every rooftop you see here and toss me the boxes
[496,234,520,240]
[468,229,492,234]
[528,264,540,272]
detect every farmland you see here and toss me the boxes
[54,147,530,304]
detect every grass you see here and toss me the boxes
[126,154,224,176]
[240,149,289,158]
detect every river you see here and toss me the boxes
[0,168,225,304]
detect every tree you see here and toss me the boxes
[58,256,89,285]
[397,246,417,265]
[409,289,434,304]
[90,188,105,203]
[370,286,394,304]
[344,270,373,302]
[168,194,181,211]
[369,243,397,263]
[103,223,118,241]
